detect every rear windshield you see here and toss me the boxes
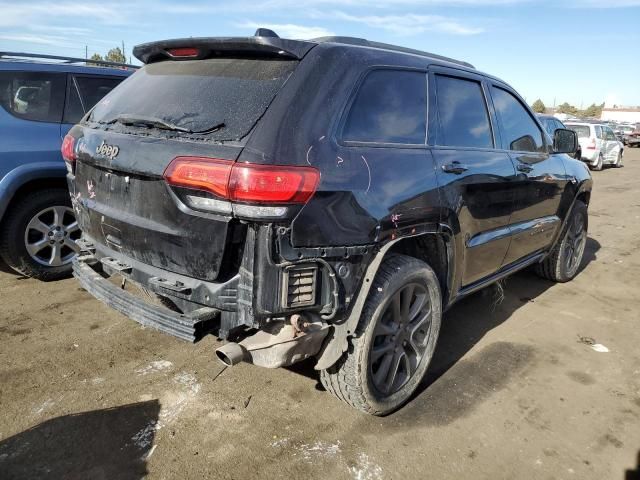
[566,125,590,138]
[88,58,298,141]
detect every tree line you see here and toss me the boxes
[530,98,604,118]
[88,47,127,65]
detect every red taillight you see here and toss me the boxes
[164,157,231,198]
[167,47,199,58]
[587,137,596,149]
[163,157,320,205]
[61,134,76,163]
[229,163,319,204]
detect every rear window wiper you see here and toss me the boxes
[107,114,191,133]
[105,114,225,134]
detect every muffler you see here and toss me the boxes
[214,314,329,369]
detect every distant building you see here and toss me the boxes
[600,107,640,124]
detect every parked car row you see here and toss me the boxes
[614,124,640,147]
[537,115,624,171]
[565,122,624,170]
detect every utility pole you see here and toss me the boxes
[122,40,125,60]
[85,45,88,59]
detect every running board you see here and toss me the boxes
[456,252,545,301]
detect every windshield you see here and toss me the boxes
[88,58,298,141]
[566,125,590,138]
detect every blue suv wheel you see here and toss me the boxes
[0,188,81,280]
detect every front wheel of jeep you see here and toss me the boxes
[320,254,442,415]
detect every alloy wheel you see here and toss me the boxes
[564,211,587,277]
[24,206,81,267]
[369,283,433,395]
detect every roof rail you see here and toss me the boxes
[0,52,139,69]
[311,36,475,69]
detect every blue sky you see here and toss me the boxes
[1,0,639,107]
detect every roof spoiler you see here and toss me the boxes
[133,36,315,64]
[0,51,139,69]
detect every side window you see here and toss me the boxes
[74,76,123,111]
[434,75,493,149]
[491,86,545,153]
[63,80,84,124]
[595,126,603,139]
[0,71,65,122]
[342,69,426,144]
[541,118,555,136]
[64,75,123,124]
[605,128,616,141]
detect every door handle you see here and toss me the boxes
[516,163,534,173]
[442,162,468,174]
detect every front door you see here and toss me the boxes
[429,69,518,286]
[603,126,621,163]
[488,84,567,265]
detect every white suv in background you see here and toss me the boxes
[565,122,624,170]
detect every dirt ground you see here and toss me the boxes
[1,149,640,480]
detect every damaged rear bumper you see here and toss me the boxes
[72,257,218,342]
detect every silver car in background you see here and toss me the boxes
[565,122,624,170]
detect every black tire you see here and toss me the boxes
[615,151,623,168]
[535,200,588,283]
[0,189,79,281]
[591,153,604,171]
[320,254,442,415]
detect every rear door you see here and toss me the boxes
[429,68,518,286]
[489,84,567,265]
[0,70,66,172]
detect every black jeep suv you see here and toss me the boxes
[65,31,591,415]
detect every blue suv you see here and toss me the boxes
[0,52,134,280]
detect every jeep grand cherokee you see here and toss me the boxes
[64,30,591,414]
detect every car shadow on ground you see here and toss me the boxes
[0,400,160,480]
[289,236,601,421]
[627,451,640,480]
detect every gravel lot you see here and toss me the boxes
[1,149,639,480]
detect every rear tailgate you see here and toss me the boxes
[73,130,242,281]
[71,55,301,281]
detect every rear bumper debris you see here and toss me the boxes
[72,257,218,342]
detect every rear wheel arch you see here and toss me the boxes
[576,190,590,207]
[1,165,68,225]
[387,233,450,301]
[314,230,452,371]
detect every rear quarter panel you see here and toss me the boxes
[242,45,441,248]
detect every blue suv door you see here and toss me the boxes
[0,71,67,178]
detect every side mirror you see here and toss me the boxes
[553,128,577,154]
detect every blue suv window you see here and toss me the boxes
[342,70,426,145]
[64,75,123,124]
[0,71,65,123]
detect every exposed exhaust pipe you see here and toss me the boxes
[215,342,245,366]
[214,315,329,369]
